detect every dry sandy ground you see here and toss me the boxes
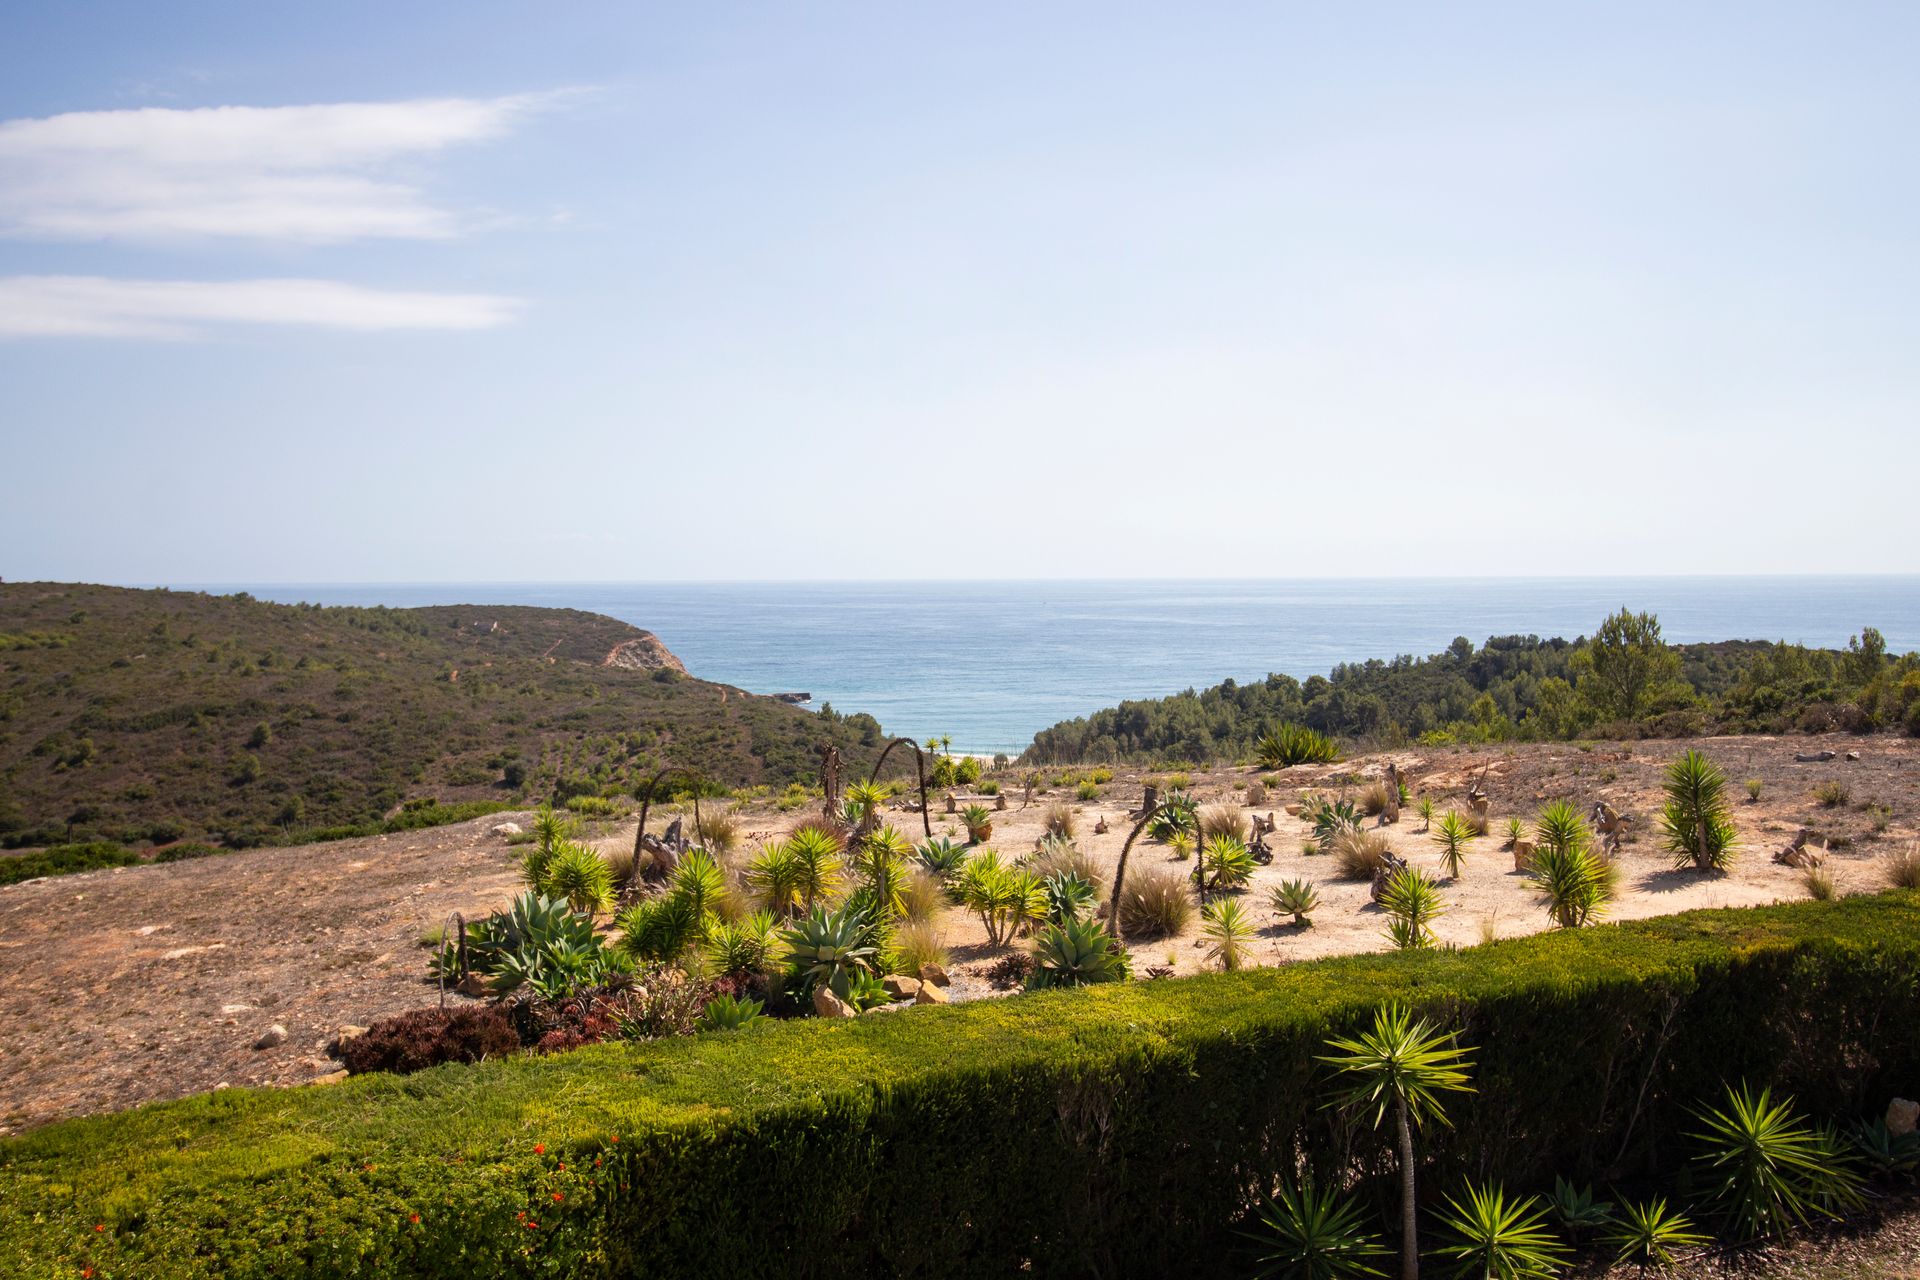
[1,732,1915,1135]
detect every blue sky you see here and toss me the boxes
[3,3,1916,582]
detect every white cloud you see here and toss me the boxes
[0,94,559,242]
[0,275,520,338]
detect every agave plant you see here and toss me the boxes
[447,891,595,979]
[844,969,892,1010]
[1430,1182,1567,1280]
[1689,1082,1866,1240]
[1846,1116,1920,1181]
[1239,1175,1388,1280]
[780,902,879,1002]
[1201,897,1254,971]
[1148,790,1198,842]
[1041,869,1098,924]
[914,835,969,879]
[960,803,994,844]
[1025,916,1130,989]
[1271,877,1320,927]
[1378,865,1445,950]
[785,825,845,908]
[1257,724,1340,769]
[1602,1197,1707,1271]
[1320,1004,1474,1280]
[696,993,764,1032]
[1200,833,1257,894]
[1661,749,1738,872]
[1310,797,1365,843]
[1546,1177,1613,1235]
[542,840,615,914]
[1431,811,1476,880]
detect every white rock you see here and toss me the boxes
[253,1024,288,1050]
[491,822,524,837]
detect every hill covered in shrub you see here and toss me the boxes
[0,583,885,848]
[1024,609,1920,763]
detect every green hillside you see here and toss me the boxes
[0,583,885,848]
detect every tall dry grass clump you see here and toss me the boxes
[696,808,741,853]
[1198,804,1250,845]
[1043,801,1076,841]
[1885,844,1920,890]
[1118,866,1196,939]
[1029,837,1105,890]
[1330,827,1395,881]
[888,919,949,975]
[1245,780,1268,808]
[900,867,947,922]
[1359,780,1396,817]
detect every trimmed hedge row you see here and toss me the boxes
[5,893,1919,1279]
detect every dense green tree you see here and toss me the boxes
[1573,607,1686,722]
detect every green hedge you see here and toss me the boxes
[6,894,1920,1279]
[0,841,139,885]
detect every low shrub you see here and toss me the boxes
[1885,844,1920,890]
[1197,804,1249,846]
[1813,780,1851,808]
[337,1006,521,1075]
[152,841,223,863]
[887,919,948,976]
[0,841,140,885]
[1043,802,1076,841]
[1330,827,1395,881]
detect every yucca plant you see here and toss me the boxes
[1430,1182,1567,1280]
[1660,749,1738,872]
[1532,800,1588,858]
[844,779,890,823]
[1602,1197,1708,1271]
[844,969,891,1010]
[1431,811,1476,880]
[958,849,1046,947]
[1025,916,1130,988]
[1200,833,1257,893]
[780,902,878,1001]
[1416,797,1434,831]
[523,803,574,888]
[1271,877,1320,927]
[696,993,763,1032]
[960,802,994,844]
[1201,897,1255,971]
[704,910,778,979]
[1378,866,1445,950]
[1320,1004,1474,1280]
[744,839,807,915]
[785,825,845,907]
[540,839,615,914]
[849,824,914,918]
[614,890,703,962]
[1531,841,1614,928]
[1689,1082,1866,1240]
[1504,817,1525,846]
[670,848,727,920]
[1168,830,1195,860]
[1240,1175,1388,1280]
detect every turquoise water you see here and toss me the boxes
[216,578,1920,756]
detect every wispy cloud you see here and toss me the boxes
[0,275,520,338]
[0,94,561,242]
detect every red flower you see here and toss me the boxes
[409,1213,421,1225]
[532,1143,545,1155]
[556,1162,565,1171]
[93,1224,106,1233]
[551,1192,564,1203]
[593,1159,602,1168]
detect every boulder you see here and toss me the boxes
[882,975,923,1000]
[1796,750,1838,763]
[1889,1097,1920,1136]
[491,822,524,837]
[253,1024,288,1051]
[914,983,949,1005]
[310,1069,350,1086]
[813,986,855,1018]
[456,972,490,998]
[918,962,951,988]
[1847,751,1862,762]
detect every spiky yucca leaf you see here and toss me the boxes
[1239,1175,1388,1280]
[1431,1182,1568,1280]
[1661,749,1738,873]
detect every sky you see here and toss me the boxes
[2,3,1916,583]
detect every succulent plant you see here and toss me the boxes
[1025,916,1130,989]
[780,902,878,1001]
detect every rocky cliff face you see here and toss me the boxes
[601,633,687,674]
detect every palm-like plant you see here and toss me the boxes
[1379,866,1445,950]
[1272,877,1320,927]
[1531,841,1614,928]
[785,825,844,908]
[744,839,806,915]
[1240,1175,1388,1280]
[958,849,1046,947]
[614,890,702,962]
[780,902,878,1001]
[1690,1082,1866,1240]
[1660,749,1738,872]
[1201,897,1254,970]
[1602,1197,1707,1271]
[1416,797,1434,832]
[1320,1005,1474,1280]
[1430,1182,1567,1280]
[670,848,727,920]
[1532,801,1587,858]
[1025,916,1130,988]
[1200,833,1257,893]
[540,839,615,913]
[850,824,913,918]
[705,910,778,978]
[1431,811,1476,880]
[524,803,574,887]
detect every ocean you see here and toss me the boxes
[214,578,1920,757]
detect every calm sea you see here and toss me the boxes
[209,578,1920,756]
